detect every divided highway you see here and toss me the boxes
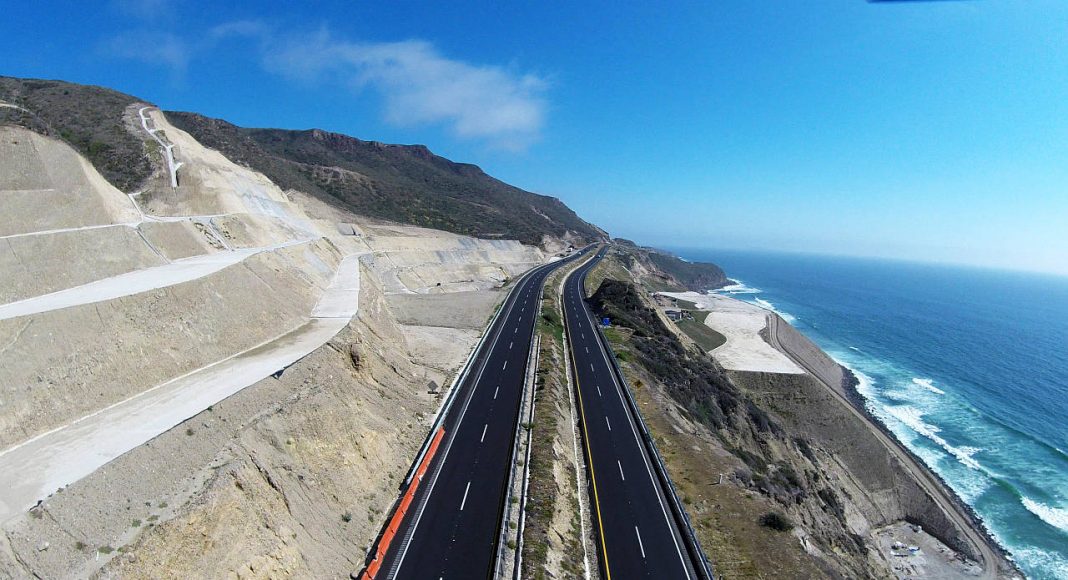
[563,249,705,579]
[376,247,592,579]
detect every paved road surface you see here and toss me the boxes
[382,248,591,579]
[563,250,697,579]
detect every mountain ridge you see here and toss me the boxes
[165,110,606,247]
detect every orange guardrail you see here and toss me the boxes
[361,426,446,579]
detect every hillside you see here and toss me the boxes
[0,76,604,248]
[165,112,606,246]
[0,76,152,191]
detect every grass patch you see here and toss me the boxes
[675,316,726,351]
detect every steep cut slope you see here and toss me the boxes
[165,111,606,246]
[0,76,151,191]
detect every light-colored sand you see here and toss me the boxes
[659,291,803,374]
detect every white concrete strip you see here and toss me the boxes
[635,526,646,558]
[509,341,514,350]
[0,222,138,241]
[139,107,181,189]
[494,386,500,400]
[311,255,362,318]
[597,385,602,397]
[0,240,314,321]
[0,249,255,320]
[0,317,349,524]
[481,424,489,443]
[460,481,472,511]
[618,460,626,481]
[503,361,508,370]
[605,417,612,431]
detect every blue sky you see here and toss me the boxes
[3,1,1067,275]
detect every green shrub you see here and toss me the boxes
[759,511,794,532]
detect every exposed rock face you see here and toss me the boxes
[612,242,729,292]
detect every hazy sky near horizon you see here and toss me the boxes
[3,1,1067,275]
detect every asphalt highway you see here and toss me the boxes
[563,250,697,579]
[381,247,592,579]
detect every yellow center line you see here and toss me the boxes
[564,277,612,579]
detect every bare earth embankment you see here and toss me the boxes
[0,102,558,578]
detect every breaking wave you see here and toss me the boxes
[1022,497,1068,534]
[715,279,762,295]
[912,377,946,395]
[753,297,797,322]
[883,405,984,471]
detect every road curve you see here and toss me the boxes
[562,250,699,579]
[378,248,592,579]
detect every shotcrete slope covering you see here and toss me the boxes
[0,113,361,522]
[0,104,555,577]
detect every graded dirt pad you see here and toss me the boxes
[209,213,314,250]
[397,325,481,382]
[0,241,340,449]
[0,267,436,579]
[138,219,223,260]
[0,225,165,304]
[0,127,140,236]
[359,223,543,294]
[386,290,503,329]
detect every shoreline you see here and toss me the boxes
[760,311,1020,578]
[834,362,1022,575]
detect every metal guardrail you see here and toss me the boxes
[580,264,717,580]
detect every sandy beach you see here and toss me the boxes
[658,291,804,374]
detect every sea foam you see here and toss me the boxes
[912,377,946,395]
[884,405,984,471]
[1022,497,1068,534]
[716,279,762,295]
[753,297,797,322]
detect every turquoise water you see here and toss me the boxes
[669,248,1068,579]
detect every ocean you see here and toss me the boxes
[667,248,1068,579]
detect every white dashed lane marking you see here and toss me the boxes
[460,482,472,511]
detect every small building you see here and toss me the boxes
[665,309,684,321]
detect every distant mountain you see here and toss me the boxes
[166,112,606,246]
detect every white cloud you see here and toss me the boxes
[265,30,548,150]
